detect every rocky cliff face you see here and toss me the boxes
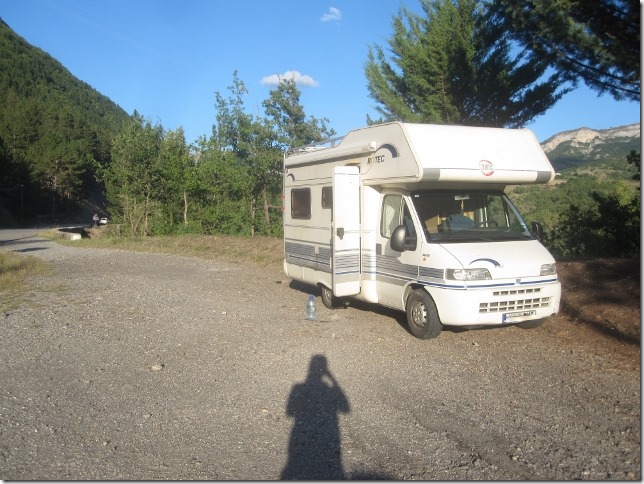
[540,123,640,169]
[542,123,640,153]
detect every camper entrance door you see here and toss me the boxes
[332,166,361,297]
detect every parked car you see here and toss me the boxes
[99,217,108,225]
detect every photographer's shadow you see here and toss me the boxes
[281,354,350,480]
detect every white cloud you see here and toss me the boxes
[320,6,342,23]
[261,70,320,87]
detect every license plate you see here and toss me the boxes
[503,310,536,324]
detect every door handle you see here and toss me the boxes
[336,227,344,240]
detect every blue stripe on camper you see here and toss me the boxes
[334,249,360,275]
[286,240,558,292]
[419,267,444,280]
[285,240,331,273]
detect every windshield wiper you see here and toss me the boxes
[480,233,534,242]
[433,232,534,243]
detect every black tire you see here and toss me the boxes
[405,289,443,339]
[320,285,340,309]
[516,318,546,329]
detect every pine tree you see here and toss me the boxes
[365,0,568,128]
[487,0,640,102]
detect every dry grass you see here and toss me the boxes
[0,252,49,312]
[49,228,285,268]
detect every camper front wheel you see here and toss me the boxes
[320,285,340,309]
[406,289,443,339]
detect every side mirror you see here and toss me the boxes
[531,221,544,242]
[391,225,409,252]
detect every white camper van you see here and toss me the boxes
[283,122,561,339]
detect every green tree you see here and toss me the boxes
[189,148,252,235]
[262,77,336,148]
[213,72,275,235]
[550,190,640,258]
[0,134,30,222]
[365,0,568,127]
[541,150,641,258]
[156,127,192,233]
[487,0,640,101]
[627,149,641,183]
[106,113,163,236]
[211,72,336,237]
[30,111,94,199]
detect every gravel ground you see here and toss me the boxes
[0,234,640,480]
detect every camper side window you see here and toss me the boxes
[381,195,402,238]
[321,187,332,209]
[291,188,311,219]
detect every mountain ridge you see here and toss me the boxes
[540,123,640,170]
[541,123,640,151]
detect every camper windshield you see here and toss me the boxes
[410,190,534,243]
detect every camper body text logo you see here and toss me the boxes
[479,160,494,176]
[367,155,386,165]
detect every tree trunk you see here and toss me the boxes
[144,192,150,236]
[250,197,256,237]
[263,186,270,228]
[183,191,188,228]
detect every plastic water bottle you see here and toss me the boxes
[306,294,317,321]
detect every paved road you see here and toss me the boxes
[0,227,44,243]
[0,232,640,480]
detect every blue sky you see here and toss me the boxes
[2,0,640,144]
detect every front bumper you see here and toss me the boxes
[428,279,561,327]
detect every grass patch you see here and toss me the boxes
[45,230,284,268]
[0,251,49,312]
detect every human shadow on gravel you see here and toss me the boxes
[281,354,350,480]
[280,354,395,480]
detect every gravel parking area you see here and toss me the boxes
[0,233,640,480]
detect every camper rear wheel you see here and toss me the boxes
[320,285,340,309]
[406,289,443,339]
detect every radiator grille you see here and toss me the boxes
[480,289,552,313]
[493,287,541,296]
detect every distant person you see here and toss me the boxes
[93,212,99,227]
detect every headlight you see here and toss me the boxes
[540,263,557,276]
[446,268,492,280]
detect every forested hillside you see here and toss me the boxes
[512,129,640,258]
[0,18,130,224]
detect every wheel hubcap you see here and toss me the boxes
[411,301,427,328]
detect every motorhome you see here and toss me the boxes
[283,122,561,339]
